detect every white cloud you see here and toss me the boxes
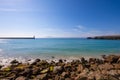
[73,25,85,31]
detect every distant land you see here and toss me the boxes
[0,36,35,39]
[87,35,120,40]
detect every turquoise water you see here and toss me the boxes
[0,38,120,59]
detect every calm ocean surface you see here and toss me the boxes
[0,38,120,60]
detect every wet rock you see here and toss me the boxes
[15,76,27,80]
[96,59,104,64]
[35,59,40,62]
[89,58,96,64]
[0,65,3,69]
[101,55,107,59]
[10,60,19,65]
[59,59,63,63]
[51,56,55,59]
[31,62,37,65]
[84,63,90,69]
[64,63,71,68]
[36,73,47,80]
[81,57,87,64]
[50,61,56,66]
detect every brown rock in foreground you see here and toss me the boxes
[0,55,120,80]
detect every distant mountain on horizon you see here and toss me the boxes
[87,35,120,40]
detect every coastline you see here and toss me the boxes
[0,54,120,80]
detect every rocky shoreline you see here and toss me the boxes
[0,55,120,80]
[87,35,120,40]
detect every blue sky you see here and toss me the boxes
[0,0,120,38]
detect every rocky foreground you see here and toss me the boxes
[0,55,120,80]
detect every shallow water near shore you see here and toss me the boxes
[0,38,120,65]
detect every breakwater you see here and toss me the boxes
[0,36,35,39]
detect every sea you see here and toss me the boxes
[0,38,120,65]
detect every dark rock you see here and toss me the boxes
[0,65,3,69]
[64,59,67,62]
[10,60,19,65]
[35,59,40,62]
[59,59,63,63]
[96,59,104,64]
[51,56,55,59]
[84,63,90,69]
[19,68,32,77]
[81,57,87,64]
[32,67,40,75]
[101,55,107,59]
[15,76,27,80]
[89,58,96,64]
[31,62,37,65]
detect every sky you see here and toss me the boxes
[0,0,120,38]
